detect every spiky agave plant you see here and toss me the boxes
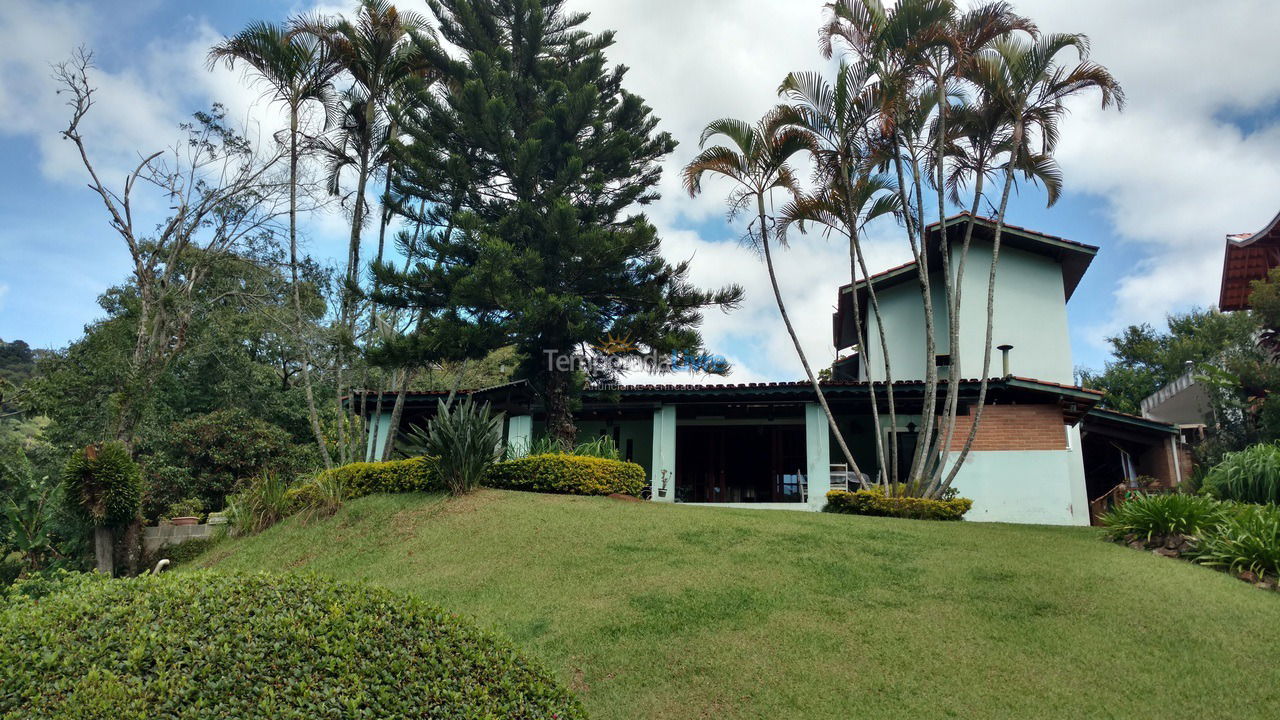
[425,399,503,495]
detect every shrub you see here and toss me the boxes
[823,487,972,521]
[224,473,292,536]
[422,400,504,495]
[164,497,204,521]
[1201,443,1280,505]
[61,442,141,528]
[0,572,585,719]
[1190,503,1280,578]
[318,455,442,498]
[489,454,647,496]
[1099,492,1228,541]
[166,409,303,505]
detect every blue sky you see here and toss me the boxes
[2,0,1280,383]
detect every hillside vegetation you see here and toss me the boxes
[195,490,1280,719]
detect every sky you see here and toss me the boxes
[2,0,1279,385]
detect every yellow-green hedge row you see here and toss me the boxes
[824,487,972,521]
[487,454,647,497]
[323,455,442,497]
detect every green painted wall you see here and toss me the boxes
[941,445,1090,525]
[574,419,654,476]
[861,243,1074,385]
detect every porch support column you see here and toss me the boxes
[506,414,533,455]
[365,411,394,462]
[651,405,676,502]
[805,402,831,510]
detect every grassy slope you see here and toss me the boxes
[196,490,1280,719]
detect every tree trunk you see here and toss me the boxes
[757,198,862,478]
[289,108,334,470]
[335,150,374,467]
[927,177,985,495]
[835,157,888,484]
[381,367,416,461]
[544,368,576,451]
[856,243,899,487]
[927,78,961,492]
[94,526,113,575]
[940,123,1024,493]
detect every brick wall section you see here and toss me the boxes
[1138,439,1194,488]
[941,404,1067,452]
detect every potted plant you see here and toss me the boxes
[165,498,204,526]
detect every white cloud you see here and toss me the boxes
[0,283,9,313]
[1014,0,1280,346]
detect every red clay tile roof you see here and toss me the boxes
[1219,208,1280,311]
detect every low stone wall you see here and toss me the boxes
[142,523,214,555]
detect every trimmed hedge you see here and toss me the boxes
[0,571,584,719]
[318,455,442,498]
[824,487,973,521]
[488,454,647,497]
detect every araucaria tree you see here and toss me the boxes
[383,0,742,448]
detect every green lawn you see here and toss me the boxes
[194,490,1280,719]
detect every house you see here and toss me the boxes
[1119,207,1280,464]
[357,214,1186,525]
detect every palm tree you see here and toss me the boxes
[684,110,866,479]
[822,0,956,489]
[934,32,1123,495]
[917,3,1034,489]
[777,65,902,484]
[209,21,341,470]
[296,0,432,462]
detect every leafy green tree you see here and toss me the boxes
[1079,310,1259,415]
[383,0,742,447]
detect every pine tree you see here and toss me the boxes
[382,0,741,447]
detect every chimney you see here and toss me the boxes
[997,344,1014,377]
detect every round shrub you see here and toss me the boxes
[0,571,585,719]
[61,442,141,527]
[1201,443,1280,505]
[488,454,647,496]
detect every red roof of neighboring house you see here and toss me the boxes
[1219,209,1280,311]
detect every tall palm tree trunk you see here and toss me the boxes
[927,176,985,494]
[854,239,899,487]
[940,123,1023,493]
[289,109,334,470]
[758,198,862,479]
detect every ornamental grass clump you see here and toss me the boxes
[1189,503,1280,579]
[224,472,292,536]
[62,442,141,573]
[0,571,585,719]
[1099,492,1228,542]
[1200,443,1280,505]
